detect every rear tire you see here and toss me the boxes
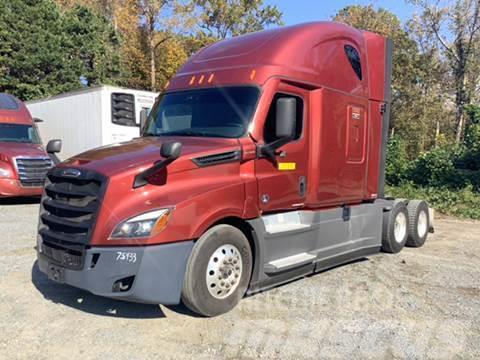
[382,200,409,254]
[406,200,430,248]
[181,224,252,317]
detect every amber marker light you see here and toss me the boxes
[152,209,172,236]
[198,75,205,84]
[250,69,256,80]
[208,73,215,83]
[189,76,196,85]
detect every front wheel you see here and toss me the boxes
[181,224,252,317]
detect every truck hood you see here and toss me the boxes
[0,142,47,158]
[62,136,242,177]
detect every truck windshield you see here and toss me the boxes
[143,86,260,138]
[0,123,41,144]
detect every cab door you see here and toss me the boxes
[255,84,309,212]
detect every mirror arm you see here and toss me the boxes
[48,153,61,166]
[133,157,175,188]
[258,136,293,164]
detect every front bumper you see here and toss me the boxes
[37,241,194,305]
[0,178,43,197]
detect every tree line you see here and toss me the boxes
[1,0,480,161]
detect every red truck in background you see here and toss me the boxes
[0,93,61,198]
[36,22,432,317]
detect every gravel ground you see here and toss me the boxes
[0,198,479,359]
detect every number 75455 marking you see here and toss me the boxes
[116,252,137,263]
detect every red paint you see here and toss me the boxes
[0,95,48,197]
[61,22,390,245]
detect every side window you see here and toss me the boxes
[264,93,303,144]
[111,93,136,126]
[344,45,362,80]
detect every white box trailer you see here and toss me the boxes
[26,86,159,159]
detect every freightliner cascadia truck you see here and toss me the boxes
[0,93,60,198]
[36,22,432,317]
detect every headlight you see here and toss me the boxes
[0,167,11,178]
[110,208,172,239]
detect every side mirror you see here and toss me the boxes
[139,109,149,131]
[46,139,62,165]
[46,139,62,154]
[259,98,297,164]
[160,141,182,159]
[33,118,44,123]
[275,97,296,139]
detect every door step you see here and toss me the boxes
[265,252,316,274]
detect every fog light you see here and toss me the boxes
[112,276,135,292]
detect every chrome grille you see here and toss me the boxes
[15,157,53,187]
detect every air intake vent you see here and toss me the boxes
[192,150,241,167]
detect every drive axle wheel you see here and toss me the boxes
[181,224,252,317]
[406,200,430,248]
[382,200,409,254]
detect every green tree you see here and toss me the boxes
[63,5,123,86]
[409,0,480,143]
[0,0,81,100]
[183,0,283,39]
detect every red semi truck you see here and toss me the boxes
[0,93,60,198]
[36,22,431,316]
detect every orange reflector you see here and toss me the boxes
[198,75,205,84]
[250,69,256,80]
[152,210,171,236]
[189,76,196,85]
[208,73,215,83]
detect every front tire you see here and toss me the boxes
[181,224,252,317]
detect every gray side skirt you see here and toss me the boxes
[247,202,383,294]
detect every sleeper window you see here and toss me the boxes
[344,45,362,80]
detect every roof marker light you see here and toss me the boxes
[198,75,205,84]
[165,80,170,89]
[250,69,256,80]
[208,74,215,83]
[189,76,196,85]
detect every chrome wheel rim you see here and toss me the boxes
[394,212,407,243]
[417,210,428,238]
[206,244,242,299]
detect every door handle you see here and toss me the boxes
[299,176,306,197]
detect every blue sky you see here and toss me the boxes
[266,0,416,25]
